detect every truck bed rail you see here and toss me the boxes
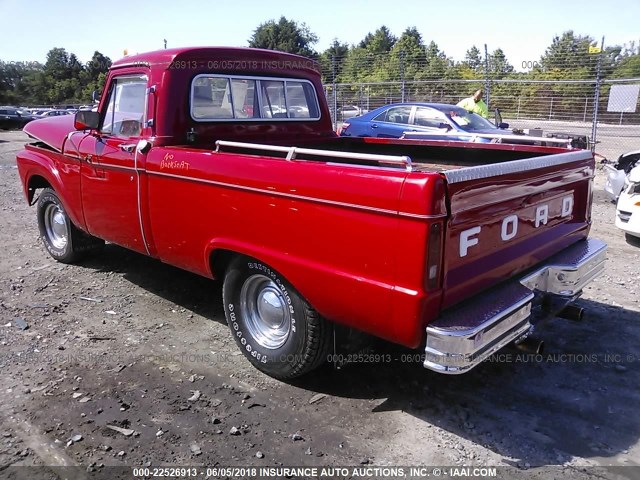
[214,140,413,171]
[400,131,573,146]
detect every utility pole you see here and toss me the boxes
[164,39,167,49]
[590,36,605,151]
[484,44,490,108]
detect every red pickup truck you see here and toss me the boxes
[16,47,606,379]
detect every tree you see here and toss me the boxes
[248,17,318,57]
[80,51,112,99]
[464,45,483,72]
[489,48,514,78]
[359,26,397,54]
[612,54,640,78]
[318,39,349,82]
[539,31,596,77]
[389,27,426,82]
[0,47,113,105]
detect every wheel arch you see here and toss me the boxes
[26,174,53,205]
[209,248,239,281]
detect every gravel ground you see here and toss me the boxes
[0,130,638,480]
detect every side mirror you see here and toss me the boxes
[498,122,510,129]
[438,122,451,130]
[494,108,503,128]
[91,90,101,103]
[74,111,100,130]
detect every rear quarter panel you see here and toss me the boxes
[144,147,446,347]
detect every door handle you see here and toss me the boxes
[119,143,137,153]
[371,124,378,129]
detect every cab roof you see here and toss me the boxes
[111,46,321,75]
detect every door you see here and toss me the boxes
[370,105,413,138]
[80,74,149,254]
[412,107,457,141]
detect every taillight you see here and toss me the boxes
[426,222,443,290]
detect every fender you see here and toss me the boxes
[17,146,87,231]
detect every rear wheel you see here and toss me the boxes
[37,188,104,263]
[222,256,331,379]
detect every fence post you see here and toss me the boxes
[332,55,337,132]
[484,44,491,108]
[400,50,406,103]
[583,97,588,122]
[590,36,605,151]
[549,97,553,120]
[516,97,520,120]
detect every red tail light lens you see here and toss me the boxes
[426,222,443,290]
[338,122,350,135]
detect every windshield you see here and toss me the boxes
[442,106,496,132]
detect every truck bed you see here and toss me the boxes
[196,135,577,173]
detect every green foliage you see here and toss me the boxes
[359,26,397,53]
[2,26,639,110]
[319,39,350,82]
[0,48,111,105]
[248,16,318,57]
[464,46,483,72]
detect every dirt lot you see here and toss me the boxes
[0,130,638,480]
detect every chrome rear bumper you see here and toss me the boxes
[424,238,607,374]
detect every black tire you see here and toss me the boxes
[36,188,104,263]
[222,256,331,379]
[625,233,640,248]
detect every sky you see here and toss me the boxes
[1,0,639,68]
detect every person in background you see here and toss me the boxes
[457,89,488,118]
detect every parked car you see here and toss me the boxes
[615,165,640,246]
[338,105,367,120]
[0,107,36,129]
[340,102,505,141]
[36,110,72,118]
[604,149,640,201]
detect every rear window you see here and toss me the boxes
[191,74,320,122]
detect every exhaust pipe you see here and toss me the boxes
[557,305,585,322]
[514,336,545,355]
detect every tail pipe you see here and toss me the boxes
[514,336,545,355]
[557,305,585,322]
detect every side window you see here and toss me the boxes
[190,75,320,121]
[101,75,147,138]
[260,80,286,118]
[286,81,313,118]
[231,79,258,118]
[192,77,233,119]
[413,108,447,128]
[378,106,411,124]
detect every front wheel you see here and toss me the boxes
[36,188,104,263]
[222,256,331,379]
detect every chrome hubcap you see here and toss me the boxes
[240,274,291,349]
[44,204,68,250]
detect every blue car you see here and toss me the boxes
[339,102,505,142]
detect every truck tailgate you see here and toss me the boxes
[440,150,594,309]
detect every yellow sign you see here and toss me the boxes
[589,45,601,54]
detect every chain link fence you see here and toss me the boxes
[321,53,640,161]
